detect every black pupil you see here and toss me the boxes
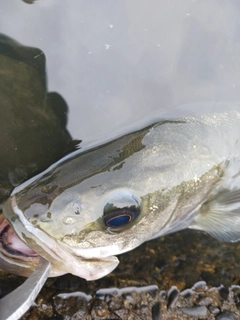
[106,213,131,228]
[103,206,140,230]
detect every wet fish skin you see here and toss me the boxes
[2,103,240,280]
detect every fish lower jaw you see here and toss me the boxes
[61,241,122,260]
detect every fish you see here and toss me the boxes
[1,103,240,280]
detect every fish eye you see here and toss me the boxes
[103,190,141,231]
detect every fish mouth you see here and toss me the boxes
[2,197,120,280]
[0,215,39,262]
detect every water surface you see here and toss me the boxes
[1,0,240,143]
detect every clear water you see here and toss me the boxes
[1,0,240,145]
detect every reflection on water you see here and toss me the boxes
[22,0,35,3]
[0,34,80,208]
[1,0,240,144]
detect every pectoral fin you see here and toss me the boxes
[190,189,240,242]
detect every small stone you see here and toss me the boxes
[218,287,229,300]
[107,296,123,310]
[208,304,220,315]
[141,304,149,311]
[198,296,213,306]
[215,311,236,320]
[152,301,161,320]
[230,285,240,294]
[181,306,208,317]
[123,293,134,303]
[167,287,179,309]
[123,297,133,309]
[114,308,130,319]
[159,290,167,300]
[91,299,109,318]
[180,288,194,300]
[53,294,88,317]
[231,285,240,309]
[192,281,208,293]
[148,286,159,298]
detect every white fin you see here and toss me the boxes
[190,189,240,242]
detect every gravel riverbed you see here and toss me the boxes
[1,229,240,319]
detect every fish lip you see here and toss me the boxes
[60,241,121,260]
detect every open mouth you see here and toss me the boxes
[0,214,39,262]
[0,205,120,279]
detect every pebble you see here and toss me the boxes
[180,288,194,302]
[19,282,240,320]
[152,301,161,320]
[192,281,208,293]
[218,287,229,300]
[167,286,179,309]
[17,276,240,320]
[215,311,236,320]
[198,295,213,306]
[159,290,167,300]
[91,299,109,318]
[181,305,208,317]
[208,304,220,315]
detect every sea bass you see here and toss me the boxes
[1,103,240,280]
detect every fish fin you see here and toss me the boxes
[190,188,240,242]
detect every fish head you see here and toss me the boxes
[2,164,221,280]
[2,169,184,280]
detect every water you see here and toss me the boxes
[1,1,240,318]
[1,0,240,144]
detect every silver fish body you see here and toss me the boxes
[1,103,240,280]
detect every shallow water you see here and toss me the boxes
[1,0,240,319]
[1,0,240,143]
